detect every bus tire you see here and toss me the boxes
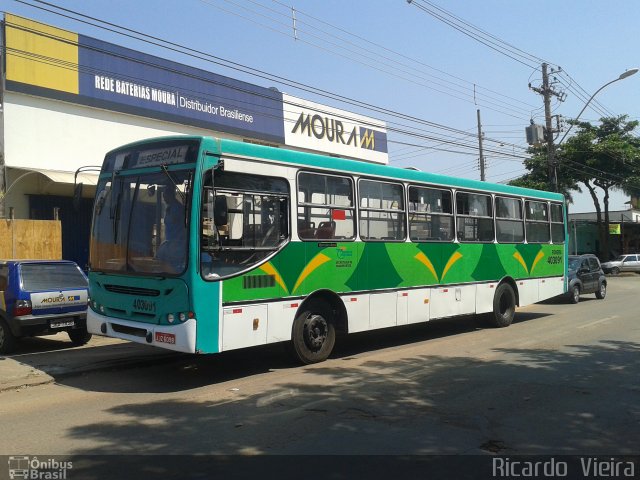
[486,283,516,328]
[290,300,336,364]
[0,317,18,354]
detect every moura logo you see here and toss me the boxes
[291,112,377,151]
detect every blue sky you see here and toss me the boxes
[3,0,639,212]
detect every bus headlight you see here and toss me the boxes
[167,313,175,323]
[179,312,186,322]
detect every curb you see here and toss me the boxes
[0,346,181,392]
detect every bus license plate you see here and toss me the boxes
[155,332,176,345]
[51,320,75,328]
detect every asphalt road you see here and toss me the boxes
[1,275,638,457]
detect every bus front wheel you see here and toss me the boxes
[290,300,336,364]
[486,283,516,328]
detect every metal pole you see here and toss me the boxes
[0,35,6,219]
[558,68,638,146]
[477,109,485,181]
[542,64,557,192]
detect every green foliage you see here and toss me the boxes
[508,145,579,202]
[510,115,640,259]
[510,115,640,207]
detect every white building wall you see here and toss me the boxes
[4,91,242,172]
[3,92,246,217]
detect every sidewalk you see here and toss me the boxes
[0,334,179,392]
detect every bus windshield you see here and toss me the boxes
[90,169,193,275]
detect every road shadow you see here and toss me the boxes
[33,310,549,394]
[2,333,84,355]
[59,339,640,462]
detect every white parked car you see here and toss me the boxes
[601,254,640,275]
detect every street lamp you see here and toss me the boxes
[557,68,638,260]
[558,68,639,145]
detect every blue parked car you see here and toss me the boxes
[0,260,90,354]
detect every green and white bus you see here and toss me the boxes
[87,135,567,363]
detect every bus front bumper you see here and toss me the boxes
[87,309,197,354]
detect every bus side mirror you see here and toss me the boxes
[214,196,228,227]
[73,183,83,212]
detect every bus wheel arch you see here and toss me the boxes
[289,290,345,364]
[501,277,520,306]
[486,278,517,328]
[298,290,348,334]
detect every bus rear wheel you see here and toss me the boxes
[290,300,336,364]
[486,283,516,328]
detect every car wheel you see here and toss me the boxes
[68,328,92,346]
[611,267,620,275]
[595,282,606,299]
[0,318,18,354]
[570,285,580,304]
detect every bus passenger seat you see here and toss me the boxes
[315,221,336,239]
[298,220,315,239]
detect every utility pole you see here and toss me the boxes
[542,64,556,191]
[477,109,485,181]
[530,63,564,191]
[0,46,5,218]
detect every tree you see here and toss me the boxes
[509,145,580,203]
[510,115,640,260]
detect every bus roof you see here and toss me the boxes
[108,135,564,202]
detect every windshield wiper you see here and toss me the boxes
[160,164,186,203]
[184,171,193,227]
[113,189,122,243]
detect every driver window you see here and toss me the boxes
[201,170,289,280]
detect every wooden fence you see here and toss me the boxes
[0,219,62,259]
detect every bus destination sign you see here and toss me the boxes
[135,145,190,168]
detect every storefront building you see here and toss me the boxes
[0,14,388,267]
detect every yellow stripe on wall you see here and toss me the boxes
[5,14,79,94]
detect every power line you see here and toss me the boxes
[408,0,546,69]
[9,0,535,169]
[5,21,531,168]
[557,70,616,118]
[13,1,526,141]
[198,0,536,119]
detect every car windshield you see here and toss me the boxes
[20,263,87,290]
[568,258,581,270]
